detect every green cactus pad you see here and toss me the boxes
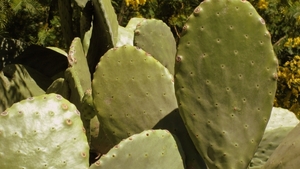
[89,130,185,169]
[65,67,84,108]
[92,45,205,168]
[82,27,92,56]
[90,116,100,139]
[126,17,145,31]
[116,26,134,47]
[65,38,93,136]
[80,0,93,41]
[90,120,115,154]
[249,127,294,168]
[68,37,91,92]
[153,109,207,169]
[87,0,118,75]
[80,89,97,144]
[265,107,299,131]
[249,107,299,168]
[0,94,89,169]
[263,123,300,169]
[0,64,48,112]
[65,67,93,141]
[81,89,96,120]
[65,37,92,113]
[47,47,68,57]
[92,45,176,145]
[134,19,176,75]
[46,78,70,99]
[75,0,89,8]
[175,0,278,169]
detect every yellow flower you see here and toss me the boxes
[296,16,300,26]
[293,37,300,48]
[284,38,293,47]
[284,37,300,48]
[125,0,147,9]
[257,0,268,9]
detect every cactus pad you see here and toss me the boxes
[68,37,91,92]
[81,89,96,120]
[116,26,134,47]
[249,107,299,168]
[87,0,118,75]
[0,64,48,112]
[0,94,89,168]
[92,45,206,168]
[89,130,185,169]
[265,107,299,131]
[263,123,300,168]
[134,19,176,75]
[126,17,144,31]
[92,45,176,147]
[46,78,70,99]
[249,127,294,168]
[175,0,278,168]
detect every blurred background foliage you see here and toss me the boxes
[0,0,67,48]
[112,0,202,41]
[1,0,300,117]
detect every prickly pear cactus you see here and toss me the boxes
[116,26,134,47]
[154,109,207,169]
[0,64,48,112]
[126,17,145,31]
[264,107,299,131]
[249,127,294,168]
[89,130,185,169]
[46,78,70,99]
[249,108,299,168]
[91,45,206,168]
[263,123,300,168]
[0,94,89,169]
[64,37,94,142]
[87,0,119,75]
[92,45,176,146]
[67,37,91,93]
[175,0,278,169]
[134,19,177,75]
[79,0,93,40]
[81,89,96,120]
[80,89,97,143]
[65,37,92,117]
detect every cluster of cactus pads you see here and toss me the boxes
[1,0,299,168]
